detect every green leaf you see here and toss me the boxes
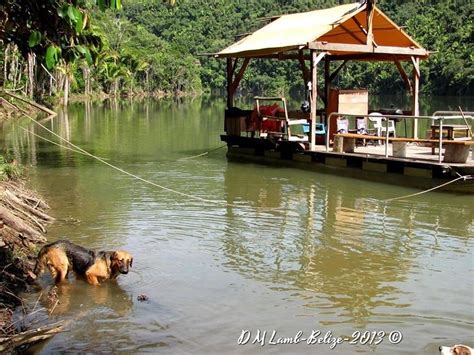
[111,0,122,10]
[76,45,87,55]
[97,0,106,11]
[95,0,121,10]
[83,47,93,65]
[45,46,60,69]
[28,31,42,47]
[66,5,81,24]
[75,45,93,65]
[57,5,67,18]
[74,10,84,33]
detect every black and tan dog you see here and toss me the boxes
[34,240,133,285]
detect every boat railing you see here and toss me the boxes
[431,110,474,127]
[325,112,473,163]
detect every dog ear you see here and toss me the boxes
[110,251,118,261]
[130,257,133,268]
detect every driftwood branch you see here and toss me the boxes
[4,190,54,222]
[0,321,64,352]
[0,205,42,240]
[0,90,57,117]
[2,182,50,210]
[0,181,52,244]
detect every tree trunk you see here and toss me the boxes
[27,52,36,99]
[55,69,63,95]
[16,62,23,93]
[3,44,9,88]
[145,69,149,92]
[63,76,69,106]
[9,46,19,89]
[82,65,90,95]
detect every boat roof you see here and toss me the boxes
[215,2,429,61]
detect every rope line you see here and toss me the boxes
[20,127,108,159]
[10,101,471,205]
[179,152,208,160]
[178,145,227,161]
[10,103,244,208]
[385,175,473,201]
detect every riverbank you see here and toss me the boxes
[0,89,58,124]
[1,88,199,117]
[0,177,53,341]
[67,89,198,104]
[0,93,58,351]
[0,95,40,122]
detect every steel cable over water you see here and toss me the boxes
[10,103,250,209]
[8,100,472,205]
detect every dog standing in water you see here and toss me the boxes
[34,240,133,285]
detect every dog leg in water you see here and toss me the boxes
[85,266,101,286]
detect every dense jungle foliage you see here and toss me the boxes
[1,0,472,102]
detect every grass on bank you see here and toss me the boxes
[0,156,22,181]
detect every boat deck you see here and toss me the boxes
[222,135,474,193]
[310,143,474,167]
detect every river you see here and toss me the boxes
[1,97,473,354]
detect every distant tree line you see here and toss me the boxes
[0,0,472,105]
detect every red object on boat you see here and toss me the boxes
[249,104,284,133]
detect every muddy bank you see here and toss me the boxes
[0,178,57,353]
[0,177,54,350]
[0,179,52,295]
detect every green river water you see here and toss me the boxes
[0,97,473,354]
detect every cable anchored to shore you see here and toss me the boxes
[10,103,246,209]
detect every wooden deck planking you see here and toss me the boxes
[309,143,474,166]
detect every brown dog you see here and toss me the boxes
[440,345,473,355]
[34,240,133,285]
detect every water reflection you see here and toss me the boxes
[38,280,133,317]
[222,163,472,327]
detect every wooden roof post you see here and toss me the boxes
[366,0,376,46]
[411,56,420,138]
[310,50,318,151]
[226,58,233,109]
[394,60,413,94]
[226,58,250,109]
[324,58,330,113]
[298,50,310,88]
